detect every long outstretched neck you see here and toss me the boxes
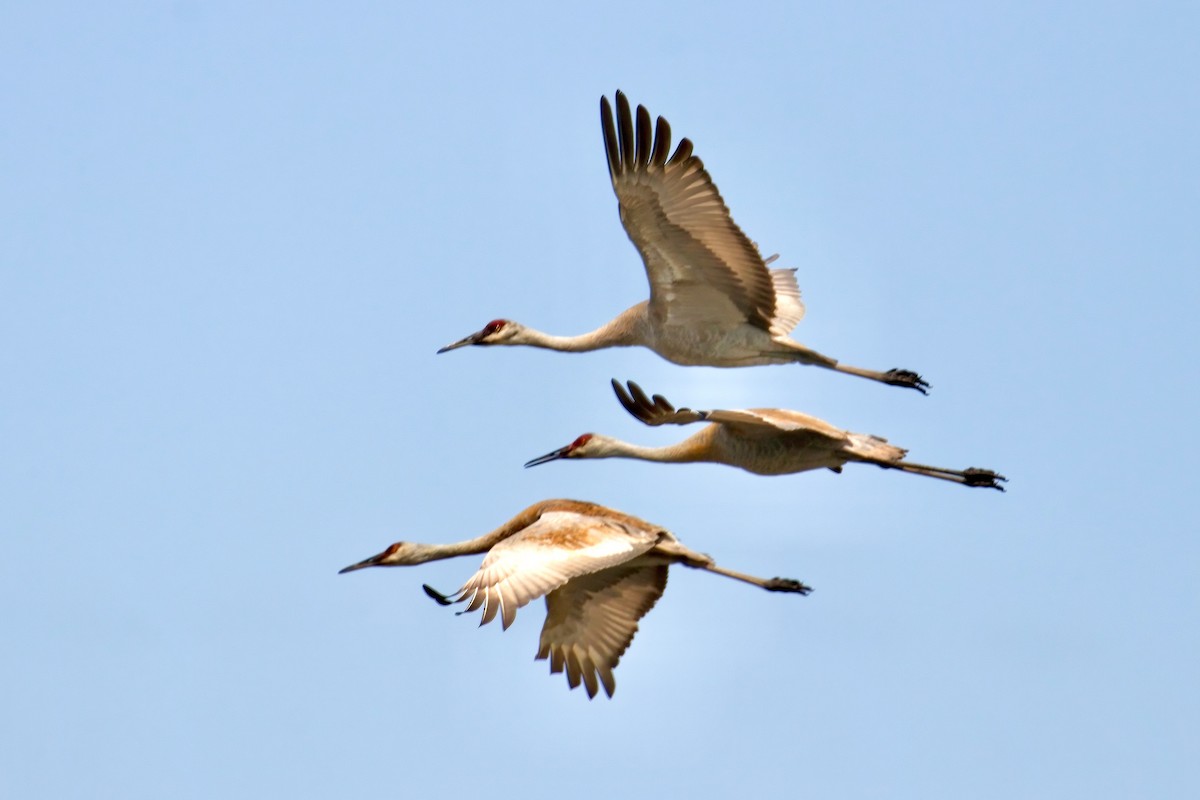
[603,437,711,465]
[415,503,547,563]
[521,305,646,352]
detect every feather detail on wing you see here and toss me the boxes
[601,92,794,335]
[613,379,848,442]
[612,379,708,426]
[537,559,669,698]
[769,267,805,335]
[845,432,907,463]
[446,511,660,631]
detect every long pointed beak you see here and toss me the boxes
[436,331,482,354]
[338,553,384,574]
[524,445,572,468]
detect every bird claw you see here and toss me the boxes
[964,468,1008,491]
[885,369,930,394]
[766,577,812,595]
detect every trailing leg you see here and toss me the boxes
[866,459,1007,490]
[832,362,930,394]
[655,538,812,594]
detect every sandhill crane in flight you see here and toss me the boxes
[525,380,1006,490]
[339,498,810,698]
[438,91,929,394]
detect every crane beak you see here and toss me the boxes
[436,330,483,354]
[338,552,385,574]
[524,444,571,468]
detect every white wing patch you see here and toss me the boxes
[447,511,660,631]
[768,267,805,336]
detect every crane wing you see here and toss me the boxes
[707,408,850,442]
[537,559,668,699]
[445,511,661,632]
[601,92,803,335]
[613,379,849,443]
[612,378,708,426]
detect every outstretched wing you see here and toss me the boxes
[537,559,669,699]
[611,378,708,426]
[613,379,849,443]
[601,92,802,335]
[442,510,660,631]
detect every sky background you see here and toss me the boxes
[3,2,1198,798]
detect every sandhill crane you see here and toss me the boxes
[338,498,810,698]
[525,380,1006,490]
[438,91,928,394]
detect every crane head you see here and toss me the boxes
[524,433,608,467]
[437,319,518,353]
[338,541,424,573]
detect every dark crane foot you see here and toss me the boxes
[964,468,1008,491]
[765,577,813,595]
[422,584,455,605]
[885,369,930,395]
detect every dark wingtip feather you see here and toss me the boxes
[651,116,671,166]
[627,380,653,409]
[612,378,642,420]
[668,136,694,165]
[615,92,634,171]
[600,95,620,180]
[635,104,652,167]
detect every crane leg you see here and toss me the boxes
[831,362,930,394]
[655,539,812,594]
[696,562,813,595]
[780,342,929,393]
[868,460,1007,490]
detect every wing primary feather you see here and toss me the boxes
[500,585,517,630]
[463,586,484,614]
[615,91,635,173]
[628,380,654,410]
[635,104,652,167]
[566,650,583,691]
[600,96,620,179]
[611,378,634,414]
[480,588,499,626]
[651,116,671,166]
[599,664,616,699]
[613,379,654,425]
[580,657,600,699]
[667,137,693,165]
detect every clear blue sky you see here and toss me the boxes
[3,2,1197,797]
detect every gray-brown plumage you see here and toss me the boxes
[438,91,928,393]
[524,381,1005,490]
[338,499,810,699]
